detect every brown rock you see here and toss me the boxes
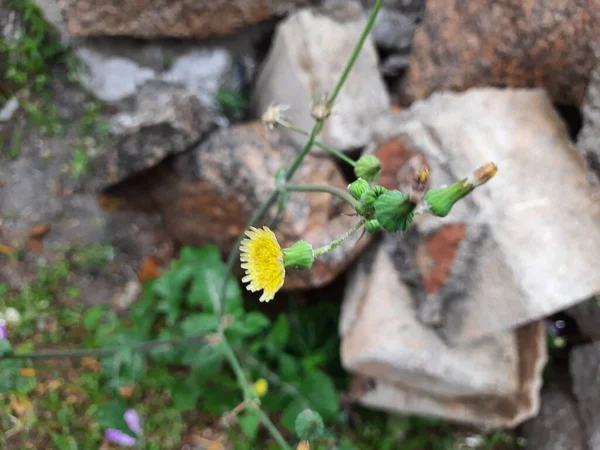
[56,0,317,39]
[401,0,600,106]
[113,122,370,290]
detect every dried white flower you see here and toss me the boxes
[261,103,290,130]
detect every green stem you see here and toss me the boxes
[284,184,358,208]
[314,220,366,257]
[5,335,208,360]
[219,0,383,317]
[285,123,356,167]
[328,0,384,104]
[222,335,291,450]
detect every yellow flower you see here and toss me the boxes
[253,378,269,397]
[240,226,285,302]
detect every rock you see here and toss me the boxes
[566,297,600,341]
[32,0,70,44]
[521,386,587,450]
[76,46,156,103]
[340,240,547,428]
[370,88,600,345]
[251,7,390,152]
[74,38,250,109]
[56,0,316,39]
[0,99,173,305]
[570,342,600,449]
[86,80,217,190]
[368,1,425,75]
[0,97,19,122]
[577,55,600,186]
[110,122,370,290]
[401,0,600,106]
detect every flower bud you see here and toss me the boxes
[283,240,314,270]
[354,155,382,182]
[425,162,497,217]
[295,409,324,441]
[348,178,369,200]
[365,219,382,234]
[358,185,388,218]
[374,190,416,232]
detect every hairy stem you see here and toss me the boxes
[222,335,291,450]
[284,184,358,208]
[285,123,356,167]
[313,219,366,257]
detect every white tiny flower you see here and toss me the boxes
[2,307,21,325]
[464,435,484,448]
[261,103,290,130]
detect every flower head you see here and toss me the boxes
[262,103,290,130]
[0,320,7,340]
[105,409,143,447]
[240,226,285,302]
[253,378,269,397]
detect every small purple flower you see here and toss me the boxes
[0,319,7,340]
[105,408,143,447]
[124,409,142,436]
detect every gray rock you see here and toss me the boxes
[116,122,371,290]
[372,7,416,51]
[371,88,600,345]
[340,240,547,428]
[521,386,586,450]
[0,97,19,122]
[570,342,600,449]
[74,39,244,110]
[566,297,600,341]
[86,80,217,190]
[76,46,156,103]
[252,7,390,152]
[578,54,600,186]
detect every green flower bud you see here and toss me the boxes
[425,162,498,217]
[374,190,416,232]
[348,178,370,200]
[359,185,387,216]
[282,240,314,270]
[365,219,382,234]
[354,155,382,182]
[295,409,324,441]
[424,180,474,217]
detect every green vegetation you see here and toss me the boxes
[0,246,518,449]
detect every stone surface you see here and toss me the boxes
[570,342,600,449]
[577,55,600,186]
[109,122,370,290]
[401,0,600,106]
[340,241,547,428]
[370,88,600,344]
[566,297,600,341]
[521,386,587,450]
[56,0,316,39]
[252,7,390,152]
[0,97,19,122]
[75,40,244,108]
[0,81,173,306]
[368,0,425,75]
[85,80,217,190]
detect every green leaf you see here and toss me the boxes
[172,377,202,411]
[242,312,270,334]
[0,339,13,357]
[108,346,145,385]
[181,313,218,336]
[269,314,289,348]
[281,398,304,432]
[299,370,339,421]
[278,353,299,382]
[83,306,106,331]
[182,341,225,374]
[238,410,261,440]
[93,399,128,429]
